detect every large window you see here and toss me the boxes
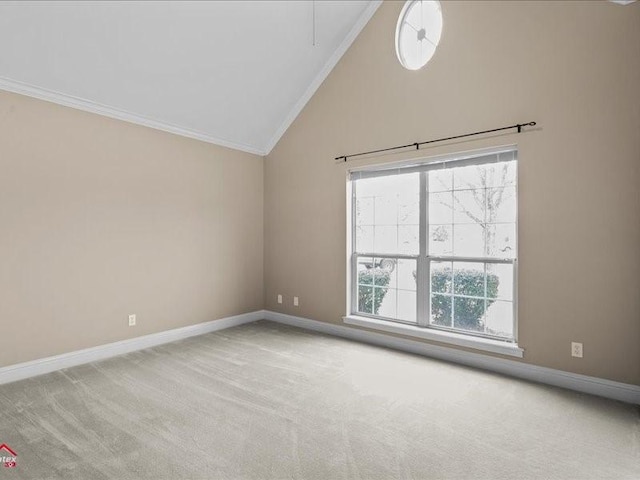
[350,149,517,341]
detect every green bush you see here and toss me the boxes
[431,268,499,331]
[358,268,391,315]
[359,265,499,331]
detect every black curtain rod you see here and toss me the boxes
[335,121,537,162]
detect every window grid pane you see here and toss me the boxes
[428,161,516,260]
[354,255,417,324]
[354,174,419,255]
[428,259,514,339]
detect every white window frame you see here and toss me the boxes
[345,146,523,358]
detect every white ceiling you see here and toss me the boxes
[0,1,380,155]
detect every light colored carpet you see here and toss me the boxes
[0,320,638,480]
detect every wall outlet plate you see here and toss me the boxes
[128,314,136,327]
[293,296,299,306]
[277,294,283,304]
[571,342,583,358]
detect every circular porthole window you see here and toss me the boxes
[395,0,443,70]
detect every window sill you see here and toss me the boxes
[342,315,524,358]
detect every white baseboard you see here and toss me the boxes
[4,309,638,405]
[264,310,640,405]
[0,310,265,386]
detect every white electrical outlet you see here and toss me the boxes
[128,314,136,327]
[293,296,299,307]
[277,294,283,304]
[571,342,583,358]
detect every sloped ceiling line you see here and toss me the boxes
[0,75,266,155]
[264,0,382,155]
[0,1,382,157]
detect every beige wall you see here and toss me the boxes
[1,0,638,386]
[0,91,264,367]
[265,1,640,385]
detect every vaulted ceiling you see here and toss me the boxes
[0,1,381,155]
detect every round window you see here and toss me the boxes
[395,0,443,70]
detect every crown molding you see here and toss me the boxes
[263,0,383,156]
[0,1,381,157]
[0,76,266,156]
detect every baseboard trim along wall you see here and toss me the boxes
[2,309,639,405]
[263,310,640,405]
[0,310,264,386]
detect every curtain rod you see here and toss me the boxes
[334,121,537,162]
